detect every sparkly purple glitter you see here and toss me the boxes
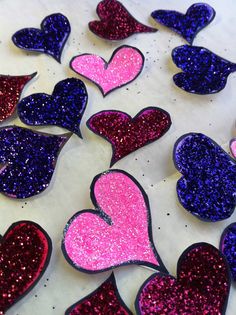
[172,45,236,94]
[220,223,236,281]
[151,3,215,44]
[0,126,70,198]
[12,13,71,63]
[18,78,88,137]
[174,133,236,221]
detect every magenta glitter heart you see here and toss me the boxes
[62,169,167,273]
[230,138,236,158]
[135,243,230,315]
[70,45,144,96]
[87,107,171,166]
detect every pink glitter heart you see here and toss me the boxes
[70,45,144,96]
[62,170,166,273]
[230,138,236,158]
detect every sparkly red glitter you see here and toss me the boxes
[0,73,36,122]
[0,221,52,314]
[65,273,133,315]
[89,0,157,40]
[87,107,171,166]
[136,243,230,315]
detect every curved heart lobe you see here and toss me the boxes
[230,138,236,158]
[0,73,36,123]
[0,221,52,314]
[0,126,71,198]
[18,78,88,137]
[12,13,71,62]
[174,133,236,221]
[70,45,144,96]
[151,3,215,44]
[136,243,230,315]
[62,170,166,273]
[65,273,132,315]
[87,107,171,166]
[89,0,157,40]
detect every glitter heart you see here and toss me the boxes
[62,170,166,273]
[151,3,215,44]
[0,126,71,198]
[0,73,36,123]
[136,243,230,315]
[65,273,132,315]
[89,0,157,40]
[12,13,71,62]
[172,45,236,94]
[0,221,52,315]
[174,133,236,221]
[230,138,236,158]
[18,78,88,137]
[70,45,144,96]
[87,107,171,166]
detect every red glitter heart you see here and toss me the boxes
[65,273,133,315]
[136,243,231,315]
[0,73,36,122]
[87,107,171,166]
[89,0,157,40]
[0,221,52,314]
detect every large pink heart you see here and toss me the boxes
[62,170,166,273]
[70,45,144,96]
[230,138,236,158]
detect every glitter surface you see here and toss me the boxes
[12,13,71,62]
[0,221,52,314]
[70,45,144,96]
[62,170,166,273]
[89,0,157,40]
[220,223,236,281]
[0,73,36,123]
[173,133,236,221]
[18,78,88,137]
[65,273,132,315]
[151,3,215,44]
[136,243,230,315]
[172,45,236,94]
[87,107,171,166]
[0,126,70,198]
[230,138,236,158]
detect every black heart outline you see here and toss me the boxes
[70,45,145,97]
[61,169,168,274]
[86,107,172,167]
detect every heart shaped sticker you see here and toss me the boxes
[70,45,144,96]
[0,221,52,315]
[87,107,171,166]
[62,170,166,273]
[136,243,230,315]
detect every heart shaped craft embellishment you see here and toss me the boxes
[65,273,132,315]
[0,126,71,199]
[151,3,215,44]
[87,107,171,166]
[220,222,236,281]
[135,243,230,315]
[0,73,36,123]
[174,133,236,221]
[172,45,236,94]
[230,138,236,158]
[12,13,71,62]
[18,78,88,137]
[89,0,157,40]
[70,45,144,96]
[62,170,167,273]
[0,221,52,315]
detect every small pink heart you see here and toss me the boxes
[230,138,236,158]
[62,170,166,273]
[70,45,144,96]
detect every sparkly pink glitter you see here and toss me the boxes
[62,170,165,273]
[70,45,144,96]
[230,138,236,158]
[136,243,230,315]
